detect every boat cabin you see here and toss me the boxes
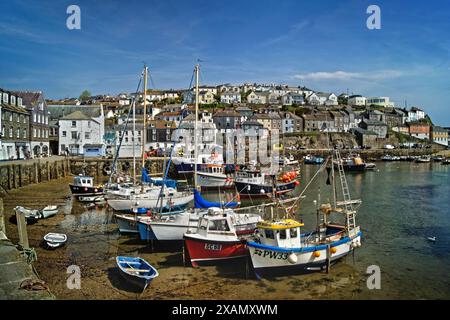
[73,175,95,187]
[200,164,224,174]
[256,219,304,249]
[197,208,236,237]
[234,169,265,185]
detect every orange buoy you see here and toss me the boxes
[313,251,321,258]
[294,180,300,186]
[330,247,337,254]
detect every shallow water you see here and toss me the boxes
[2,162,449,299]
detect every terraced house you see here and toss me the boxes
[0,88,30,160]
[13,91,50,156]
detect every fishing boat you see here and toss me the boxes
[415,156,431,163]
[116,256,159,291]
[43,233,67,249]
[304,155,325,165]
[106,187,193,212]
[432,155,444,162]
[69,175,104,197]
[78,195,106,203]
[172,148,226,174]
[234,166,299,198]
[442,159,450,165]
[246,150,362,278]
[183,207,261,266]
[196,163,235,190]
[334,155,366,172]
[277,155,299,166]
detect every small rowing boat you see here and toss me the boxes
[43,233,67,249]
[116,256,159,291]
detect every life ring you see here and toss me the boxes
[122,161,131,172]
[102,163,112,176]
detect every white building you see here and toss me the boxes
[58,106,105,156]
[348,95,367,106]
[407,107,426,122]
[220,91,241,104]
[366,97,394,108]
[281,92,305,106]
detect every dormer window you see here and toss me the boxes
[18,98,22,107]
[10,96,16,106]
[3,93,8,103]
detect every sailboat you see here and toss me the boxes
[138,64,257,242]
[246,150,362,278]
[105,66,194,212]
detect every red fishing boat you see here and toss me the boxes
[183,208,261,267]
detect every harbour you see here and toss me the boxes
[1,160,449,300]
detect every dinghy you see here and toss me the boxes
[40,206,59,219]
[116,256,159,291]
[427,236,436,242]
[43,233,67,249]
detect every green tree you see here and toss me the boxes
[79,90,91,102]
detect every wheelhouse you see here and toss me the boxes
[197,208,235,237]
[257,219,303,248]
[73,175,94,187]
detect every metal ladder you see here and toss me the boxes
[335,150,356,229]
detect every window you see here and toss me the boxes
[85,132,90,139]
[71,131,78,139]
[208,219,230,231]
[9,113,12,121]
[2,93,7,103]
[71,121,76,128]
[11,96,16,106]
[23,129,27,138]
[88,121,91,128]
[33,113,37,122]
[18,98,22,107]
[265,229,275,239]
[1,126,4,137]
[62,131,67,137]
[61,144,66,151]
[33,128,36,137]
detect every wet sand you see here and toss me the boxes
[1,177,367,300]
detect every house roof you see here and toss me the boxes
[11,91,44,109]
[61,110,94,121]
[213,110,241,117]
[362,119,387,126]
[48,105,103,120]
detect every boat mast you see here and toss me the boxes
[132,98,136,186]
[141,65,148,190]
[194,64,199,191]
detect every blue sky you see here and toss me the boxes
[1,0,449,125]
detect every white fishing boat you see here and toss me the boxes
[246,150,363,278]
[196,163,234,189]
[106,187,194,211]
[43,233,67,249]
[14,205,59,221]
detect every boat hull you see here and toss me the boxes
[235,180,297,198]
[107,194,194,211]
[247,233,361,278]
[70,184,104,197]
[150,214,199,241]
[184,236,248,266]
[115,215,140,233]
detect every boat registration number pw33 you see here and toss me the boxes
[254,248,288,260]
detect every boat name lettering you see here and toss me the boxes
[254,248,288,260]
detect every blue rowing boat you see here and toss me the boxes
[116,256,159,291]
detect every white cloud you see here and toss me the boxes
[293,70,404,81]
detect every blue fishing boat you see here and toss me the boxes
[303,155,325,164]
[116,256,159,291]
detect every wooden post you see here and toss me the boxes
[16,209,29,249]
[46,161,50,181]
[7,166,12,190]
[0,198,5,237]
[12,165,17,189]
[34,162,39,183]
[18,164,23,187]
[55,161,60,179]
